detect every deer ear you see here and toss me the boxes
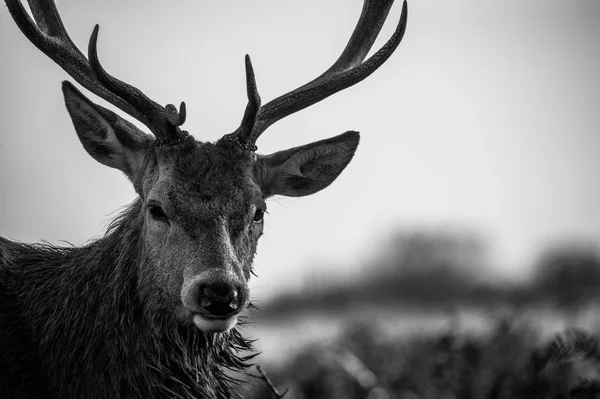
[256,131,359,197]
[61,81,153,179]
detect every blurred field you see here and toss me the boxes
[238,229,600,398]
[248,304,600,366]
[241,308,600,399]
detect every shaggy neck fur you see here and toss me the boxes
[9,200,254,399]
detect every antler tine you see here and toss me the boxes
[238,0,408,149]
[223,55,261,149]
[240,55,262,138]
[26,0,69,40]
[6,0,186,142]
[87,25,184,139]
[220,55,261,151]
[325,0,399,75]
[165,102,187,127]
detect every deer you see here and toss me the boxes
[0,0,408,398]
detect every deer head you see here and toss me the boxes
[5,0,408,333]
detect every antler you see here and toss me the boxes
[5,0,187,143]
[223,0,408,151]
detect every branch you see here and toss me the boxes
[249,365,289,398]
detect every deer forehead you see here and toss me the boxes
[148,142,262,216]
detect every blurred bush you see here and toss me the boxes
[261,230,600,317]
[245,317,600,399]
[532,243,600,311]
[371,228,489,279]
[245,230,600,398]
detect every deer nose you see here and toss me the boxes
[198,282,243,318]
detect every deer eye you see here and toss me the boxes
[253,208,265,223]
[148,204,168,221]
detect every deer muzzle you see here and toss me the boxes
[181,270,249,333]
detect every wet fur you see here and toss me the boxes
[0,201,255,399]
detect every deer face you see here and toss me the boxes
[141,144,262,332]
[62,82,359,332]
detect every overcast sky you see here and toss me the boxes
[1,0,599,300]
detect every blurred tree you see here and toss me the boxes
[351,227,493,306]
[377,228,489,278]
[533,243,600,317]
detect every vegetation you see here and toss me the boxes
[244,316,600,399]
[260,231,600,317]
[243,231,600,398]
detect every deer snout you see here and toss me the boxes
[181,272,248,332]
[199,282,242,317]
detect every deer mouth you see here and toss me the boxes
[192,313,239,333]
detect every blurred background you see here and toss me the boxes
[2,0,600,397]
